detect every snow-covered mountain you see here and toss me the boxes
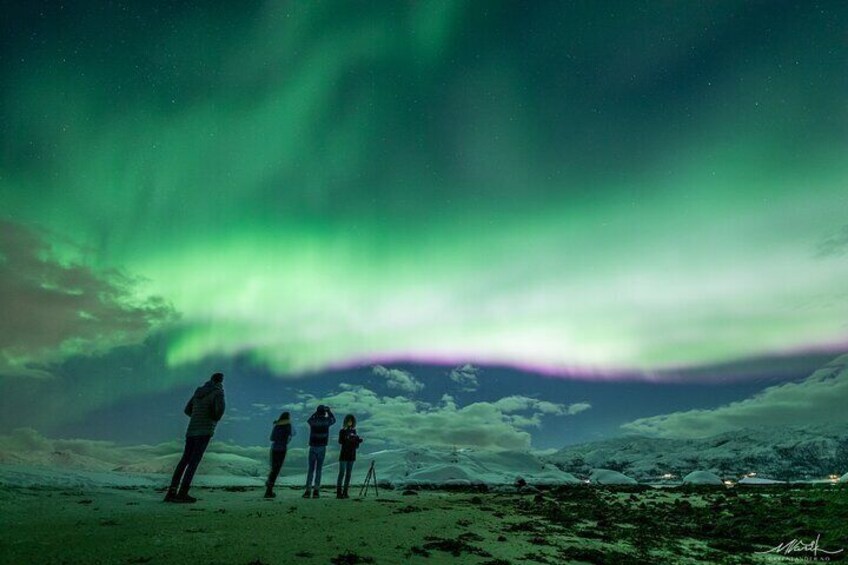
[0,428,576,487]
[364,446,578,486]
[552,425,848,481]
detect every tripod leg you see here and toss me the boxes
[359,463,372,497]
[364,461,375,497]
[374,464,379,497]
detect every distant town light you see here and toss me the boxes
[828,474,840,482]
[661,473,675,480]
[723,480,735,487]
[745,472,757,478]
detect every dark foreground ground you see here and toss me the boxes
[1,483,846,564]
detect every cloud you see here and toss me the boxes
[372,365,424,394]
[0,221,175,376]
[564,402,592,415]
[492,395,591,417]
[622,354,848,438]
[449,364,480,391]
[300,386,589,451]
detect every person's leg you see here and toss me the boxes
[165,438,193,500]
[304,447,317,496]
[266,450,284,497]
[168,440,192,489]
[336,461,345,498]
[178,435,211,497]
[268,450,284,484]
[343,461,354,492]
[313,447,326,489]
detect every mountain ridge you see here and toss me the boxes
[552,424,848,481]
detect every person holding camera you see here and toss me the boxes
[336,414,363,499]
[304,404,336,498]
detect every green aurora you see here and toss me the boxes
[1,1,846,378]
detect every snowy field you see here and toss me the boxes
[2,429,847,563]
[2,479,846,564]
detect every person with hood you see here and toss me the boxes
[264,411,296,498]
[164,372,226,503]
[336,414,363,499]
[304,404,336,498]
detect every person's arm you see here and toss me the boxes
[212,390,226,421]
[338,429,345,445]
[328,412,336,426]
[184,397,193,417]
[287,426,295,444]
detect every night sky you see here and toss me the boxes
[1,1,846,449]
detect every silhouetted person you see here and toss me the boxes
[265,411,295,498]
[304,404,335,498]
[164,372,226,503]
[336,414,363,499]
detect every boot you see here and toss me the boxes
[173,489,197,504]
[163,487,178,502]
[312,488,320,499]
[264,486,276,499]
[342,487,349,499]
[336,486,343,499]
[302,489,312,498]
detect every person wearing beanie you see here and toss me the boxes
[164,372,226,503]
[303,404,336,498]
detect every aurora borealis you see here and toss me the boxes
[1,1,847,443]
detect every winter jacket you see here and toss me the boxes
[184,381,225,437]
[307,411,336,447]
[270,420,295,451]
[338,428,363,462]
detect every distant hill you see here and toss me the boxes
[551,425,848,481]
[0,428,576,487]
[365,446,578,486]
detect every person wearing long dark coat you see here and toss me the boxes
[336,414,363,499]
[265,411,295,498]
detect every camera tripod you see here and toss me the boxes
[359,460,379,498]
